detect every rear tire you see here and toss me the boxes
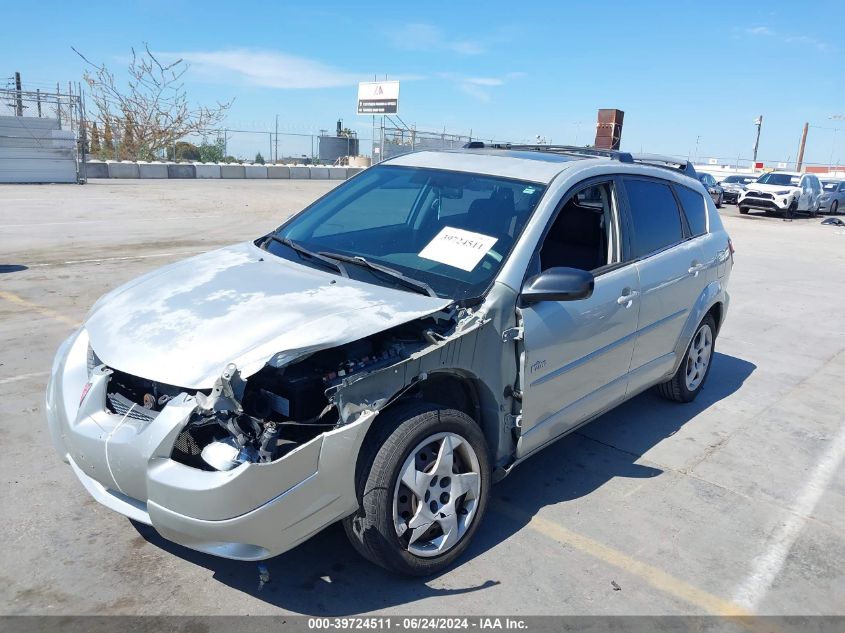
[343,402,491,576]
[655,314,717,403]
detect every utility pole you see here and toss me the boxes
[752,115,763,164]
[796,122,809,172]
[14,72,23,116]
[274,114,279,163]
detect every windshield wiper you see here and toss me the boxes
[318,252,438,298]
[264,235,348,277]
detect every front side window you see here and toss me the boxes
[675,185,708,236]
[623,179,684,259]
[538,181,617,273]
[264,165,547,300]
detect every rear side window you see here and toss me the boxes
[623,179,684,259]
[675,185,708,236]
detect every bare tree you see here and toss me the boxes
[73,44,232,160]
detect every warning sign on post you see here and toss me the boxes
[357,81,400,115]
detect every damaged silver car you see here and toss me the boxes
[47,145,733,575]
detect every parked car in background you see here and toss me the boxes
[698,172,723,207]
[738,171,822,216]
[719,175,758,205]
[819,179,845,215]
[47,145,733,575]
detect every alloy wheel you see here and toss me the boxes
[686,324,713,391]
[685,324,713,391]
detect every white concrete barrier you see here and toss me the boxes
[139,162,168,178]
[221,164,246,179]
[267,165,290,179]
[195,163,221,179]
[245,164,268,179]
[108,161,140,178]
[83,160,365,181]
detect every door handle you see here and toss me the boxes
[617,289,639,306]
[688,262,705,276]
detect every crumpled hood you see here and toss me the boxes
[85,242,451,389]
[745,183,799,194]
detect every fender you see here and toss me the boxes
[669,279,727,376]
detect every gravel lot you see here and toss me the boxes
[1,180,843,616]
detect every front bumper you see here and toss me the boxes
[722,190,741,203]
[46,329,374,560]
[738,195,792,211]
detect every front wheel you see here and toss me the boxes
[739,206,749,215]
[343,403,491,576]
[655,314,717,403]
[832,200,839,215]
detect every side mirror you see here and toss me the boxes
[521,267,594,305]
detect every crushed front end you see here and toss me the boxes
[46,309,463,560]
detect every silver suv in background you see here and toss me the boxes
[47,145,733,575]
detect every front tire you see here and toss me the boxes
[343,402,491,576]
[739,206,749,215]
[832,200,839,215]
[655,314,717,403]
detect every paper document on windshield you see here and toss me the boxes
[418,226,498,272]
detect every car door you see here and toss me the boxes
[515,177,641,458]
[620,177,709,394]
[798,176,811,211]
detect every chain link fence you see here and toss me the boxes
[0,83,86,183]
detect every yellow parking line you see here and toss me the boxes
[493,499,751,617]
[0,290,82,328]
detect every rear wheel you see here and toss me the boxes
[655,314,716,403]
[343,402,491,576]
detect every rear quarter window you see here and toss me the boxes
[623,178,684,259]
[675,184,708,236]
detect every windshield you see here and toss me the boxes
[723,175,750,183]
[756,173,799,186]
[262,165,547,300]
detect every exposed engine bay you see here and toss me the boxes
[103,309,460,471]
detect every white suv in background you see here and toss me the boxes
[738,171,822,216]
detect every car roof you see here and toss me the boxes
[383,149,582,184]
[383,148,698,185]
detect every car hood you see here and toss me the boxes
[745,183,799,193]
[85,242,452,389]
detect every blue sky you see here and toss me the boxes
[3,0,843,163]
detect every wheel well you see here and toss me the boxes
[359,371,498,461]
[707,302,723,333]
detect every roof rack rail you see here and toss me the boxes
[629,153,698,177]
[462,141,633,163]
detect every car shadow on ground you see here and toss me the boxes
[133,352,755,615]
